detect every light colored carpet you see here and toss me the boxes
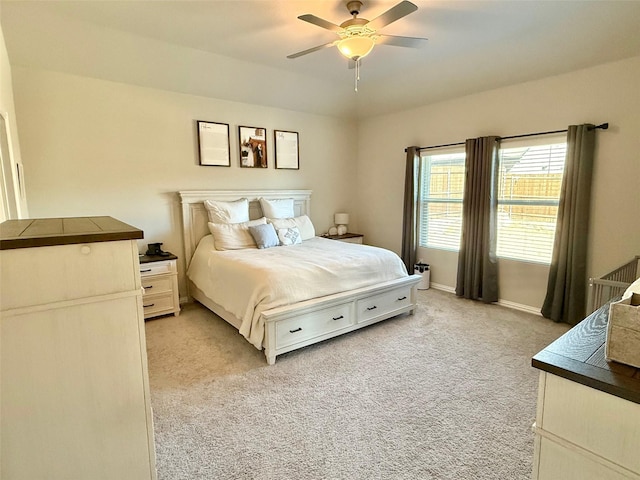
[145,288,569,480]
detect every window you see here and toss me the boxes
[496,141,566,263]
[418,150,466,250]
[417,138,567,264]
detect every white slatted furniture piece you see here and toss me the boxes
[0,217,157,480]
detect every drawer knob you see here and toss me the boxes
[397,296,407,301]
[144,285,153,289]
[80,245,91,255]
[332,315,344,321]
[366,306,377,311]
[143,303,155,308]
[289,327,302,333]
[140,269,152,273]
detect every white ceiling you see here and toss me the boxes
[2,0,640,119]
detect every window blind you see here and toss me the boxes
[418,151,466,250]
[496,143,567,263]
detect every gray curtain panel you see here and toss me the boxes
[542,124,596,324]
[456,136,500,303]
[401,146,420,272]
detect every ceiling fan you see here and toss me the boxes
[287,0,427,63]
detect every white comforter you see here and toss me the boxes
[187,235,408,349]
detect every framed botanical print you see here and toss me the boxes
[196,120,230,167]
[274,130,299,170]
[238,126,267,168]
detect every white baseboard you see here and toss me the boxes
[429,283,456,293]
[424,283,542,316]
[497,299,542,316]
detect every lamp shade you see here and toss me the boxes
[334,213,349,225]
[337,36,375,60]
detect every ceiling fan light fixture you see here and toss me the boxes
[337,35,375,60]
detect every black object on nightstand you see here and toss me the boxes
[145,242,171,256]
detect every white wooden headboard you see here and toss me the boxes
[178,189,312,267]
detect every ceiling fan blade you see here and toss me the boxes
[366,1,418,31]
[298,14,342,32]
[287,42,336,59]
[377,34,427,48]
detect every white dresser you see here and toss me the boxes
[0,217,157,480]
[531,305,640,480]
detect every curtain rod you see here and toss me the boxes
[408,123,609,152]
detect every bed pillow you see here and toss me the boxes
[248,223,280,249]
[623,277,640,299]
[259,197,295,219]
[208,217,266,250]
[204,198,250,224]
[268,215,315,241]
[277,226,302,246]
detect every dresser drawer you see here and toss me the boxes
[539,373,640,474]
[141,276,174,296]
[356,286,412,324]
[275,303,353,349]
[142,292,176,318]
[1,240,138,310]
[139,259,176,277]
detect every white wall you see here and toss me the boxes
[0,23,27,221]
[356,56,640,310]
[12,67,358,297]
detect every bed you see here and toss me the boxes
[179,189,421,364]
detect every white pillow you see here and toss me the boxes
[204,198,250,224]
[259,197,295,219]
[268,215,315,241]
[622,277,640,300]
[277,226,302,246]
[208,217,266,250]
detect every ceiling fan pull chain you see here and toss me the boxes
[355,58,360,92]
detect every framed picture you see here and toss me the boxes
[238,126,267,168]
[196,121,230,167]
[274,130,300,170]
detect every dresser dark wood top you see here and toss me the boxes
[532,301,640,404]
[0,217,143,250]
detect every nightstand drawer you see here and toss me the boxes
[357,286,412,324]
[142,292,176,318]
[139,260,175,277]
[275,303,353,349]
[141,276,173,295]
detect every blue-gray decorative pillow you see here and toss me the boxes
[249,223,280,249]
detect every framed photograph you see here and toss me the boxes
[274,130,299,170]
[196,121,230,167]
[238,126,267,168]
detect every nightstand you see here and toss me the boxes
[326,233,364,244]
[139,252,180,319]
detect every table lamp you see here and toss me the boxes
[334,213,349,235]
